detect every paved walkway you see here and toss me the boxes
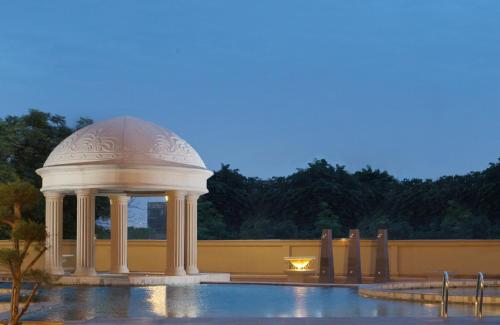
[66,317,500,324]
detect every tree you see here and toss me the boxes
[358,214,413,240]
[314,202,342,238]
[0,110,94,240]
[240,217,274,239]
[75,117,93,130]
[0,181,48,325]
[198,200,228,239]
[439,201,492,239]
[0,163,17,184]
[128,227,151,239]
[0,110,73,186]
[204,164,252,238]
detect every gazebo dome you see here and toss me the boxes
[44,116,206,169]
[37,116,212,194]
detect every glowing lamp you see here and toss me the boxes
[284,256,316,271]
[284,256,316,283]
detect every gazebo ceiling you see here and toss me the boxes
[36,116,212,194]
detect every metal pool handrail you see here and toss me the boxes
[440,271,449,318]
[475,272,485,318]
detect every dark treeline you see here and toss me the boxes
[1,110,499,240]
[199,160,500,240]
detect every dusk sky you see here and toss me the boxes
[1,1,499,179]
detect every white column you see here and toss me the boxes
[110,195,129,273]
[74,189,97,276]
[166,190,186,276]
[185,193,199,274]
[44,191,64,275]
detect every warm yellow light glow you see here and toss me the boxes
[290,260,310,270]
[146,286,167,317]
[165,195,169,202]
[284,256,315,270]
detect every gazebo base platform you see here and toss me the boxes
[53,272,230,286]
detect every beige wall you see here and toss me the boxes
[1,239,499,277]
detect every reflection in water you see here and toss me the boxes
[0,287,39,313]
[167,285,200,317]
[375,304,388,317]
[349,291,362,317]
[106,287,131,318]
[68,287,95,320]
[146,286,167,317]
[0,302,10,313]
[0,287,12,313]
[143,285,201,317]
[293,286,307,317]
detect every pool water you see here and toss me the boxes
[1,283,499,321]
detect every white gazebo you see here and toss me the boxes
[36,116,213,278]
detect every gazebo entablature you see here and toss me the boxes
[37,164,211,195]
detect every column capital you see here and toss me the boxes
[109,194,130,204]
[43,191,65,200]
[75,189,97,197]
[166,190,187,199]
[186,192,201,200]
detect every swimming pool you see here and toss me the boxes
[1,283,499,321]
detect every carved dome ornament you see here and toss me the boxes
[43,116,206,169]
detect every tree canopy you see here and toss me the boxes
[0,110,93,236]
[201,160,500,239]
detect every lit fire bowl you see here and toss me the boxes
[284,256,316,283]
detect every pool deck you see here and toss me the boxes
[66,317,500,324]
[359,279,500,304]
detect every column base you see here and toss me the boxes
[110,266,130,274]
[74,267,97,276]
[47,267,65,276]
[165,267,187,276]
[186,266,199,275]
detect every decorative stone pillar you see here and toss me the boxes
[110,195,129,273]
[74,189,97,276]
[44,191,65,275]
[346,229,362,284]
[375,229,390,283]
[319,229,334,283]
[185,193,199,275]
[166,191,186,276]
